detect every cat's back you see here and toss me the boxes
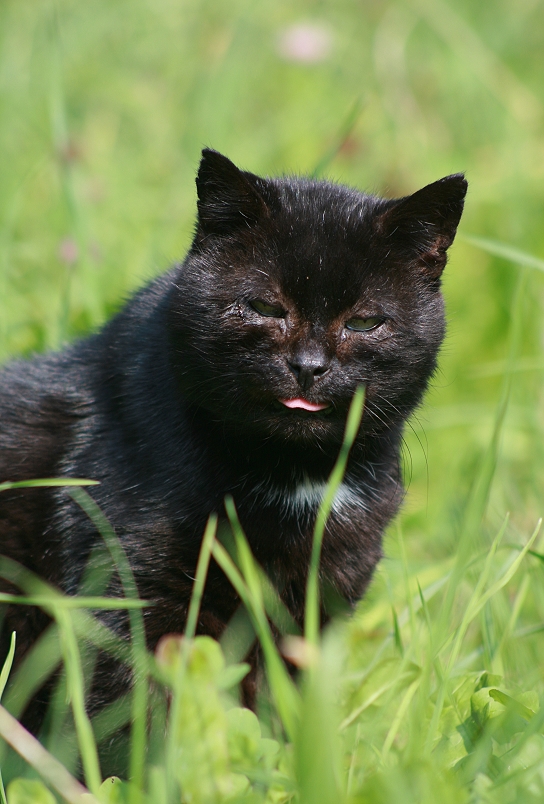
[0,270,199,560]
[0,352,91,584]
[0,270,175,483]
[0,352,92,483]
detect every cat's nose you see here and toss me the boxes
[288,347,331,392]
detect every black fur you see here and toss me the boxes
[0,150,467,720]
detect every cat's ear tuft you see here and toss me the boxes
[195,149,272,240]
[375,174,468,279]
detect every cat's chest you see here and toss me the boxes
[246,476,364,521]
[228,474,373,566]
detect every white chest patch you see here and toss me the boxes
[254,477,364,517]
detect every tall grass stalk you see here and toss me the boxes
[305,386,365,646]
[53,606,102,794]
[423,264,530,752]
[0,704,98,804]
[69,487,149,794]
[212,531,301,740]
[184,515,218,642]
[0,633,15,804]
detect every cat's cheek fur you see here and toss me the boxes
[0,148,466,735]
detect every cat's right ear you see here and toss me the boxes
[375,174,468,279]
[195,149,272,240]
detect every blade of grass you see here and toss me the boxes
[71,612,133,665]
[2,616,132,727]
[305,386,365,646]
[425,515,509,752]
[492,573,530,676]
[467,519,541,619]
[0,519,146,792]
[48,5,95,341]
[427,517,540,754]
[211,538,300,740]
[223,501,300,636]
[410,579,447,757]
[340,667,420,731]
[0,593,145,609]
[295,629,347,804]
[382,677,421,758]
[398,525,417,646]
[0,556,136,723]
[445,515,510,672]
[40,541,121,762]
[184,515,218,641]
[0,558,105,785]
[219,605,256,666]
[68,487,148,794]
[0,478,99,492]
[91,692,133,745]
[462,234,544,273]
[0,633,15,701]
[428,266,529,737]
[53,606,102,794]
[391,606,404,658]
[0,633,15,804]
[0,704,99,804]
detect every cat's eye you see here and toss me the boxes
[249,299,284,318]
[345,316,384,332]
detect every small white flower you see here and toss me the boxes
[276,23,333,64]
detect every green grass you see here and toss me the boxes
[2,0,544,801]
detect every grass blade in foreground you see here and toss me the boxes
[296,628,348,804]
[0,634,15,804]
[305,386,365,646]
[160,516,221,801]
[69,488,148,794]
[423,268,529,751]
[462,233,544,272]
[53,607,102,795]
[211,536,301,740]
[0,574,137,730]
[0,633,15,703]
[0,704,98,804]
[0,479,99,493]
[184,515,218,641]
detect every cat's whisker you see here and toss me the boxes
[372,391,429,496]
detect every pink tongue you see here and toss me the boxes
[280,398,328,412]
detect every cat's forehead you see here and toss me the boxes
[193,151,465,320]
[261,178,393,314]
[272,178,384,232]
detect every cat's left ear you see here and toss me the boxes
[195,149,274,240]
[375,174,467,279]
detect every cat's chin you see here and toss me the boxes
[272,417,337,440]
[204,399,343,444]
[261,402,343,443]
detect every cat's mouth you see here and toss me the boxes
[278,398,330,412]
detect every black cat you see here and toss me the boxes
[0,149,466,715]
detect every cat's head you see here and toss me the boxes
[168,149,467,445]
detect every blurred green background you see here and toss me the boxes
[1,0,544,647]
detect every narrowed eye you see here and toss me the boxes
[345,316,384,332]
[249,299,284,318]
